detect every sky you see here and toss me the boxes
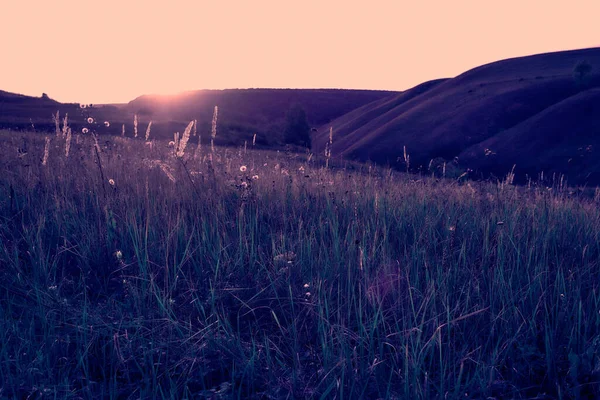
[1,0,598,104]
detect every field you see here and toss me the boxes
[1,129,600,399]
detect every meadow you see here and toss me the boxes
[1,126,600,399]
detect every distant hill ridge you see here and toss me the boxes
[126,88,397,130]
[0,88,395,145]
[312,47,600,185]
[126,88,397,145]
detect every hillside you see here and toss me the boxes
[460,88,600,183]
[0,91,122,133]
[0,90,73,130]
[0,89,395,146]
[313,48,600,185]
[126,89,396,145]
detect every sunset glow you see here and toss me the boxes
[2,0,599,103]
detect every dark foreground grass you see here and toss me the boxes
[1,131,600,399]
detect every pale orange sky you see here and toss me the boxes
[1,0,598,104]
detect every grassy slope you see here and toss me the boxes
[459,88,600,183]
[1,130,600,398]
[312,79,449,156]
[313,48,600,184]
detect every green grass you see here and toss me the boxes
[1,131,599,399]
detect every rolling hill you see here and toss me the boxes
[313,48,600,185]
[125,89,396,145]
[0,89,395,146]
[0,90,75,131]
[0,90,124,133]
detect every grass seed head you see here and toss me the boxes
[177,121,194,157]
[211,106,218,152]
[65,127,72,157]
[53,111,60,137]
[42,136,50,166]
[145,121,152,141]
[62,113,69,137]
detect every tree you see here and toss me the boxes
[573,60,593,88]
[283,105,311,149]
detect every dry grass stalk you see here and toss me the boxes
[159,162,176,183]
[145,121,153,141]
[500,164,516,188]
[42,137,50,165]
[174,132,180,156]
[92,133,108,199]
[62,113,69,137]
[134,114,138,138]
[325,127,333,168]
[93,133,101,155]
[177,121,194,158]
[65,127,72,157]
[195,123,202,152]
[211,106,218,153]
[359,247,364,271]
[53,111,60,137]
[122,124,125,136]
[193,119,197,137]
[194,130,202,160]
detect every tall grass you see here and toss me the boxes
[0,131,599,398]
